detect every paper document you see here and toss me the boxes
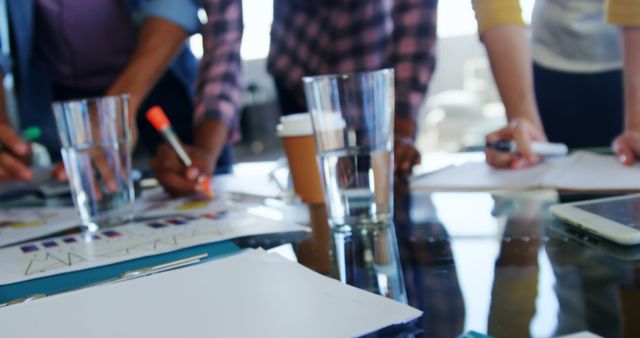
[216,173,283,198]
[0,207,80,248]
[0,250,422,338]
[0,204,309,285]
[216,161,285,198]
[134,191,236,218]
[411,152,640,192]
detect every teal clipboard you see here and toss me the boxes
[0,240,241,304]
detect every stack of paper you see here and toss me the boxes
[411,152,640,192]
[0,250,422,338]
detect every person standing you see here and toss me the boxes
[150,0,243,196]
[268,0,438,175]
[472,0,640,168]
[0,0,202,182]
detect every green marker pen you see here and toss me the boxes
[0,126,41,150]
[21,126,41,142]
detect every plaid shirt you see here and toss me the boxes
[195,0,244,142]
[267,0,438,123]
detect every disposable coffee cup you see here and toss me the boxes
[277,113,325,204]
[310,112,346,152]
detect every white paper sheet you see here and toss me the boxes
[411,152,640,192]
[410,159,558,191]
[0,207,80,248]
[556,332,603,338]
[0,250,422,338]
[134,191,236,219]
[0,205,309,285]
[216,161,284,198]
[541,152,640,191]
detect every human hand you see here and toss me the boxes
[485,119,547,169]
[151,144,215,197]
[612,130,640,166]
[335,157,354,188]
[0,124,33,182]
[51,162,67,181]
[394,136,421,176]
[56,147,126,202]
[76,106,129,201]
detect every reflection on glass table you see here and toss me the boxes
[250,175,640,338]
[6,159,640,338]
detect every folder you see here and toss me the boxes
[0,240,240,304]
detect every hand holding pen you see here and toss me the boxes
[147,106,214,198]
[484,118,564,169]
[0,125,40,182]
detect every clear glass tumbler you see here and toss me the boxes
[303,68,395,229]
[52,94,134,230]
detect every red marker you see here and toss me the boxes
[146,106,213,198]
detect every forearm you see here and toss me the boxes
[395,117,416,142]
[194,119,229,165]
[622,28,640,131]
[482,25,543,130]
[107,17,188,114]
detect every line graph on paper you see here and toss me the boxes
[22,218,228,277]
[0,206,308,285]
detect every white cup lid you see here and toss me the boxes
[277,113,314,137]
[312,112,346,132]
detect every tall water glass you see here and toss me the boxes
[303,69,394,229]
[53,94,134,230]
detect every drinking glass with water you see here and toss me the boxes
[303,68,395,229]
[52,94,135,231]
[303,69,407,302]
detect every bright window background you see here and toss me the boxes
[191,1,535,60]
[438,0,535,38]
[189,0,274,60]
[240,0,273,60]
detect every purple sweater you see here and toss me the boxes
[33,0,138,90]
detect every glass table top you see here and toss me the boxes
[253,177,640,338]
[3,163,639,338]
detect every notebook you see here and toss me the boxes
[411,152,640,192]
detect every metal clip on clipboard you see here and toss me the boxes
[0,253,209,308]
